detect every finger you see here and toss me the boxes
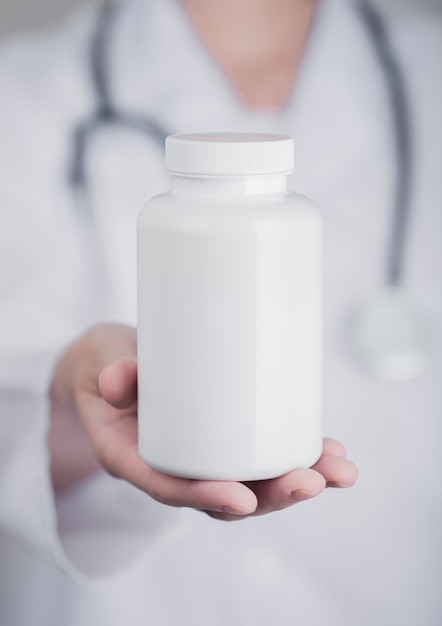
[322,437,347,458]
[245,468,326,516]
[311,455,359,488]
[205,442,354,520]
[99,358,138,409]
[95,415,258,515]
[147,470,258,515]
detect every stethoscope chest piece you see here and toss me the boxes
[347,288,429,382]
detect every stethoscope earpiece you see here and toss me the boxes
[347,288,429,382]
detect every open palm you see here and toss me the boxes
[72,325,358,521]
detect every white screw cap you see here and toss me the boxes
[165,133,294,177]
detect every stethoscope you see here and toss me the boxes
[69,0,430,383]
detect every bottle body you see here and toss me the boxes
[137,175,322,480]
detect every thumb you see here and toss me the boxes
[99,357,138,409]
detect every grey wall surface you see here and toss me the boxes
[0,0,94,39]
[1,0,441,40]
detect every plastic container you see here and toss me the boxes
[137,133,322,480]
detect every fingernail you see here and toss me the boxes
[328,480,354,488]
[98,366,108,391]
[98,369,104,389]
[220,504,250,515]
[290,489,317,503]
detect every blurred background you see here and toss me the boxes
[1,0,441,40]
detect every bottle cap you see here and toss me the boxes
[165,133,294,177]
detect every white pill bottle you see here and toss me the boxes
[138,133,322,480]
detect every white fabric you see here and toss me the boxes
[0,0,441,624]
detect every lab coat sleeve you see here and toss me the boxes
[0,25,85,571]
[0,354,67,567]
[0,16,188,586]
[0,183,96,582]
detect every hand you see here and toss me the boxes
[50,323,358,520]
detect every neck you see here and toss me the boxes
[182,0,316,110]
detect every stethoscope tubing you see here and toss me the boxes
[354,1,412,287]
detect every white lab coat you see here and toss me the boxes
[0,1,441,625]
